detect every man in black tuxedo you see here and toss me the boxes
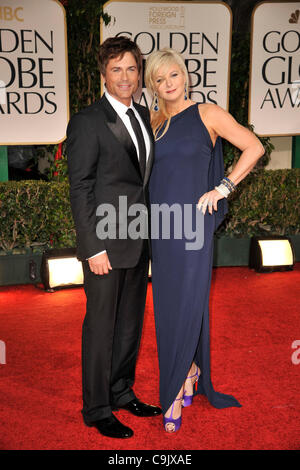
[67,37,161,439]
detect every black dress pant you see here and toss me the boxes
[81,246,149,424]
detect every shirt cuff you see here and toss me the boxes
[87,250,107,260]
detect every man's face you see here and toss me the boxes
[102,52,140,106]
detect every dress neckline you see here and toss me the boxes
[169,102,198,121]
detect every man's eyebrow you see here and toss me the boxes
[110,65,137,69]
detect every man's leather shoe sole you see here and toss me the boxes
[86,415,133,439]
[116,398,162,417]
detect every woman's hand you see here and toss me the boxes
[197,189,224,215]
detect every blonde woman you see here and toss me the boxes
[145,48,264,433]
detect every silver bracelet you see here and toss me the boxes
[215,184,230,198]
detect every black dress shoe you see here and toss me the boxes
[116,398,162,417]
[86,414,133,439]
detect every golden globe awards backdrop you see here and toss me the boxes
[101,1,232,110]
[0,0,69,144]
[249,1,300,136]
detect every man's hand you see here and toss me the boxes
[88,252,112,275]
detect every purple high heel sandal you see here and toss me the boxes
[163,397,183,433]
[182,367,200,408]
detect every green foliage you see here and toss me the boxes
[47,154,69,183]
[0,171,299,253]
[46,142,69,182]
[217,169,300,237]
[0,181,75,252]
[66,0,110,115]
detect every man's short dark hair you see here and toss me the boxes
[99,36,142,76]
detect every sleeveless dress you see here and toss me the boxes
[149,103,241,414]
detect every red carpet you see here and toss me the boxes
[0,265,299,450]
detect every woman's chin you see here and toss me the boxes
[162,93,184,103]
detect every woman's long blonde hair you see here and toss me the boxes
[144,48,189,141]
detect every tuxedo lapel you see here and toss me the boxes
[101,96,142,179]
[144,144,154,188]
[133,102,155,187]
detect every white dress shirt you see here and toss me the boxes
[89,91,150,260]
[105,91,150,162]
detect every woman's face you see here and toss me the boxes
[154,62,186,104]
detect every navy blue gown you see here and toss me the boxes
[149,103,241,414]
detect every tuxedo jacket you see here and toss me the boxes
[66,95,154,268]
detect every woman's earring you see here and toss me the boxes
[153,92,159,112]
[184,84,188,101]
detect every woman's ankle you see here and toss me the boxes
[165,386,183,418]
[188,362,197,378]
